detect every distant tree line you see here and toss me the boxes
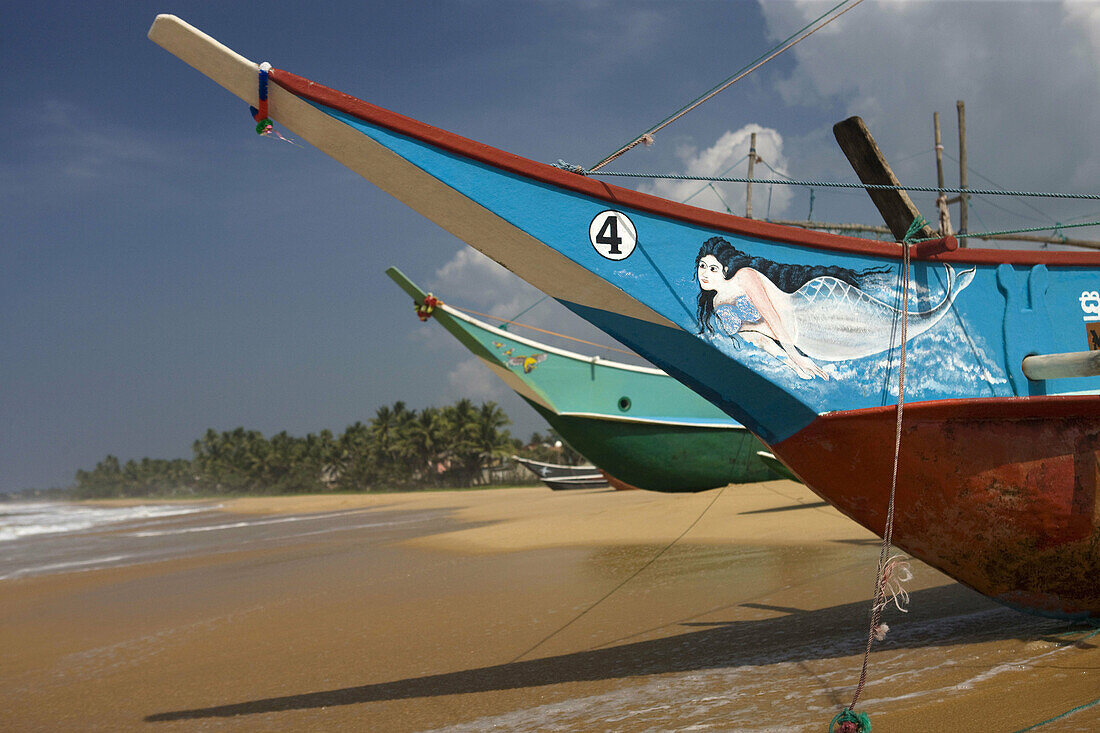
[70,399,575,499]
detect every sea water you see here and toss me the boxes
[0,501,211,542]
[0,501,218,580]
[0,500,440,581]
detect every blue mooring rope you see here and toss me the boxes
[583,170,1100,201]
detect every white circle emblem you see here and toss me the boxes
[588,210,637,261]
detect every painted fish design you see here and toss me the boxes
[785,264,976,361]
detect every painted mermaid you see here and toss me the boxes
[695,236,975,380]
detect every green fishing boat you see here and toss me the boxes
[387,267,783,491]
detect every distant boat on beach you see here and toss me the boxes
[151,15,1100,619]
[387,267,781,492]
[511,456,609,491]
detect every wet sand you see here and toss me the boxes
[2,482,1097,731]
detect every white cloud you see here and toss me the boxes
[27,100,167,180]
[639,124,795,219]
[430,248,652,366]
[756,0,1100,231]
[431,248,542,317]
[446,356,508,402]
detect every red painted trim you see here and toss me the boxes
[269,68,1100,268]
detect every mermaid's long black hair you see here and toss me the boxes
[695,236,890,333]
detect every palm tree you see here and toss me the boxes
[334,421,375,491]
[371,401,418,486]
[471,402,516,484]
[405,407,446,485]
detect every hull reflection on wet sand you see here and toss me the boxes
[2,485,1098,731]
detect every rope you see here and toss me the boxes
[588,0,866,172]
[832,216,922,731]
[1011,627,1100,731]
[1014,696,1100,732]
[682,154,748,205]
[249,62,274,135]
[508,487,726,663]
[504,295,550,327]
[912,219,1100,243]
[587,171,1100,201]
[445,304,638,357]
[247,62,296,143]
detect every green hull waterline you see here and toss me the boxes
[387,267,785,492]
[524,399,778,491]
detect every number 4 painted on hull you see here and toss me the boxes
[589,210,637,261]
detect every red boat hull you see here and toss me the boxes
[774,396,1100,618]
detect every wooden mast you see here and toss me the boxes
[832,116,936,242]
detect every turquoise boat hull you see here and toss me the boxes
[151,15,1100,618]
[386,267,779,491]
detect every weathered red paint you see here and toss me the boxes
[774,396,1100,618]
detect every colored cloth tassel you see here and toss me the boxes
[416,295,440,321]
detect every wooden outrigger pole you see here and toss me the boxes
[1022,350,1100,380]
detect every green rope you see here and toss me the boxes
[682,153,748,204]
[502,295,549,330]
[1010,627,1100,732]
[1013,695,1100,732]
[902,215,928,243]
[587,170,1100,201]
[828,708,871,732]
[908,218,1100,244]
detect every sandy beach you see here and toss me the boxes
[2,481,1097,732]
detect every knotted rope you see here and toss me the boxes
[249,62,274,135]
[247,62,295,143]
[830,215,923,732]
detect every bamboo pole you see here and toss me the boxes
[746,132,757,219]
[767,219,890,235]
[957,101,968,247]
[934,112,945,189]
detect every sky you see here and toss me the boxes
[3,1,1100,491]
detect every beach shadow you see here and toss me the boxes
[145,584,1078,722]
[738,501,830,515]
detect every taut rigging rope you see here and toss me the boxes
[589,0,867,172]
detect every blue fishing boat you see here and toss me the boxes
[151,16,1100,619]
